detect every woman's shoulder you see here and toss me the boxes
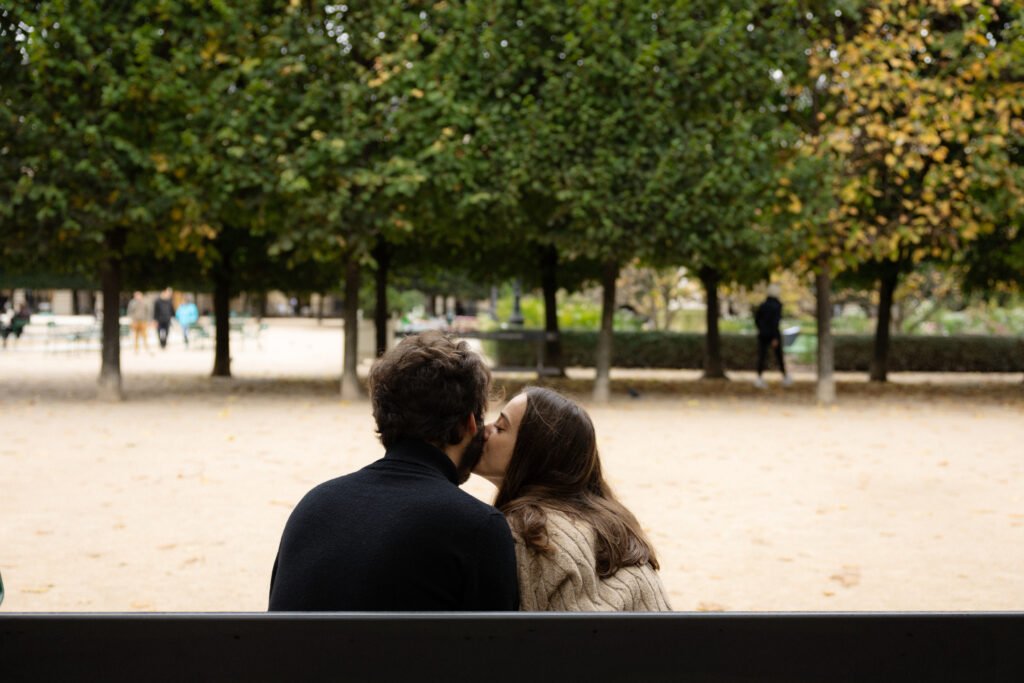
[513,506,597,566]
[536,506,593,541]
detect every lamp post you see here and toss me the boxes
[509,279,525,326]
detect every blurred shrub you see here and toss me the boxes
[490,332,1024,372]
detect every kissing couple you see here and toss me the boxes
[269,331,670,612]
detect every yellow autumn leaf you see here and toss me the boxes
[151,153,169,173]
[932,146,949,162]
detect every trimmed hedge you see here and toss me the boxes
[487,331,1024,373]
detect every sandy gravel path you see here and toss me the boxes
[2,322,1022,611]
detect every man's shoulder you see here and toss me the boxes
[293,465,499,521]
[295,468,368,503]
[445,485,506,523]
[284,469,373,519]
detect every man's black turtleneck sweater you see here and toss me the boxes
[268,438,518,611]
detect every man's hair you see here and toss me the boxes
[368,331,492,449]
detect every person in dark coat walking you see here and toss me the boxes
[754,284,792,388]
[153,288,175,350]
[268,331,518,611]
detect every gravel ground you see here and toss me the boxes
[2,320,1022,612]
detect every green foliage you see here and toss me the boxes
[491,292,644,331]
[491,331,752,368]
[490,330,1024,372]
[0,1,213,272]
[4,0,1022,341]
[786,0,1024,274]
[261,2,463,273]
[830,334,1024,373]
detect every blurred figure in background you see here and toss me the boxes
[176,295,199,348]
[1,303,32,349]
[127,291,151,354]
[754,284,791,388]
[154,288,176,350]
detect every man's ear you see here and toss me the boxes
[463,413,478,439]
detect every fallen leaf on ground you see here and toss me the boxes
[830,565,861,588]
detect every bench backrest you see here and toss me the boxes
[2,612,1021,682]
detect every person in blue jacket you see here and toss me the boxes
[175,295,199,348]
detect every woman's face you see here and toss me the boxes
[473,393,528,485]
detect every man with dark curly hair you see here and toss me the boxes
[268,331,518,611]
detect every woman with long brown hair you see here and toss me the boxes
[474,387,671,611]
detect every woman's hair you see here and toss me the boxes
[494,387,659,577]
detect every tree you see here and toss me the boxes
[265,2,455,398]
[645,1,824,381]
[799,0,1024,382]
[1,1,215,398]
[439,1,604,379]
[153,1,296,379]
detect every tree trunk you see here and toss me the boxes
[699,267,726,380]
[539,245,566,377]
[426,292,437,317]
[816,267,836,404]
[373,240,390,357]
[593,260,617,403]
[869,261,900,382]
[71,289,80,315]
[258,291,268,318]
[97,233,124,401]
[341,256,362,400]
[317,292,325,325]
[211,252,232,378]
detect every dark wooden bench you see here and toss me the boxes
[1,612,1021,682]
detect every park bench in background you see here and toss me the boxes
[43,317,101,353]
[0,612,1020,682]
[235,317,269,349]
[196,316,267,350]
[462,329,563,376]
[186,321,213,350]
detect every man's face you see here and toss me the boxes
[455,420,486,485]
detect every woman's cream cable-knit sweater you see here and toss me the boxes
[511,509,672,611]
